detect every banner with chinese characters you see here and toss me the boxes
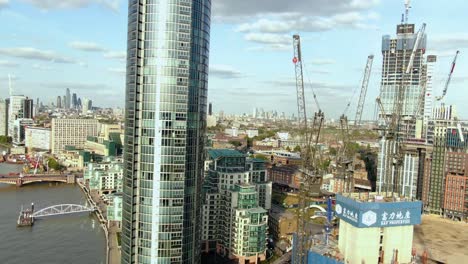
[334,194,422,228]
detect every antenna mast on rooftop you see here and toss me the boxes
[405,0,411,24]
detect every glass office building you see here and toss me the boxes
[121,0,211,263]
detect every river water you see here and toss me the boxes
[0,163,106,264]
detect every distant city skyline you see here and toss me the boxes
[0,0,467,119]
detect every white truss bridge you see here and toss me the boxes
[32,204,96,218]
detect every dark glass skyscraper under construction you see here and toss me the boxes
[121,0,211,263]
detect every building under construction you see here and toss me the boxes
[377,14,434,199]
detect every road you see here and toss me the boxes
[272,252,291,264]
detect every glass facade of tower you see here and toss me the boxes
[122,0,211,263]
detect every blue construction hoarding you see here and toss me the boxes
[308,251,343,264]
[335,194,422,228]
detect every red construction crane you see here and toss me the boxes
[292,34,325,264]
[436,50,460,101]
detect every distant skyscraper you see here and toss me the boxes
[8,95,26,137]
[77,98,82,108]
[82,98,90,113]
[23,97,34,119]
[0,99,8,136]
[36,98,40,115]
[121,1,211,263]
[57,96,62,109]
[208,102,213,116]
[62,95,66,109]
[72,93,77,109]
[66,88,71,109]
[87,100,92,110]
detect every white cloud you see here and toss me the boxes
[0,0,9,8]
[350,0,380,9]
[104,51,126,60]
[69,41,107,52]
[309,59,336,65]
[235,12,379,50]
[107,67,126,76]
[20,0,120,12]
[246,44,289,52]
[430,34,468,51]
[244,33,290,45]
[0,47,78,64]
[32,64,54,71]
[210,65,242,79]
[0,60,19,67]
[213,0,380,20]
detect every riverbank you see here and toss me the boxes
[77,180,121,264]
[0,176,106,263]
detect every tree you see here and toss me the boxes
[47,158,63,171]
[285,146,291,152]
[229,140,242,147]
[254,154,269,161]
[329,147,337,156]
[0,136,12,144]
[293,145,301,152]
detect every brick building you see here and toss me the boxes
[268,165,301,189]
[268,204,297,242]
[443,152,468,220]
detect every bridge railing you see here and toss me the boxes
[32,204,96,218]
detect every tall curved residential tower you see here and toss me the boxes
[121,0,211,263]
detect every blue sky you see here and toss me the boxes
[0,0,467,120]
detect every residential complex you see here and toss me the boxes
[425,124,468,215]
[201,149,271,263]
[51,118,99,153]
[84,157,123,195]
[121,0,211,263]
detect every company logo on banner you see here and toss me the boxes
[362,211,377,226]
[379,210,411,226]
[335,195,421,228]
[335,204,358,223]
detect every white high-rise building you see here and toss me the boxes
[82,98,90,113]
[121,1,212,263]
[8,95,26,137]
[0,99,8,136]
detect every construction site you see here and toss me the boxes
[288,1,465,263]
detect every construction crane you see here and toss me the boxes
[436,50,460,101]
[292,34,325,264]
[337,114,354,193]
[354,55,375,126]
[293,35,308,131]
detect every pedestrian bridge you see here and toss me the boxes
[32,204,96,218]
